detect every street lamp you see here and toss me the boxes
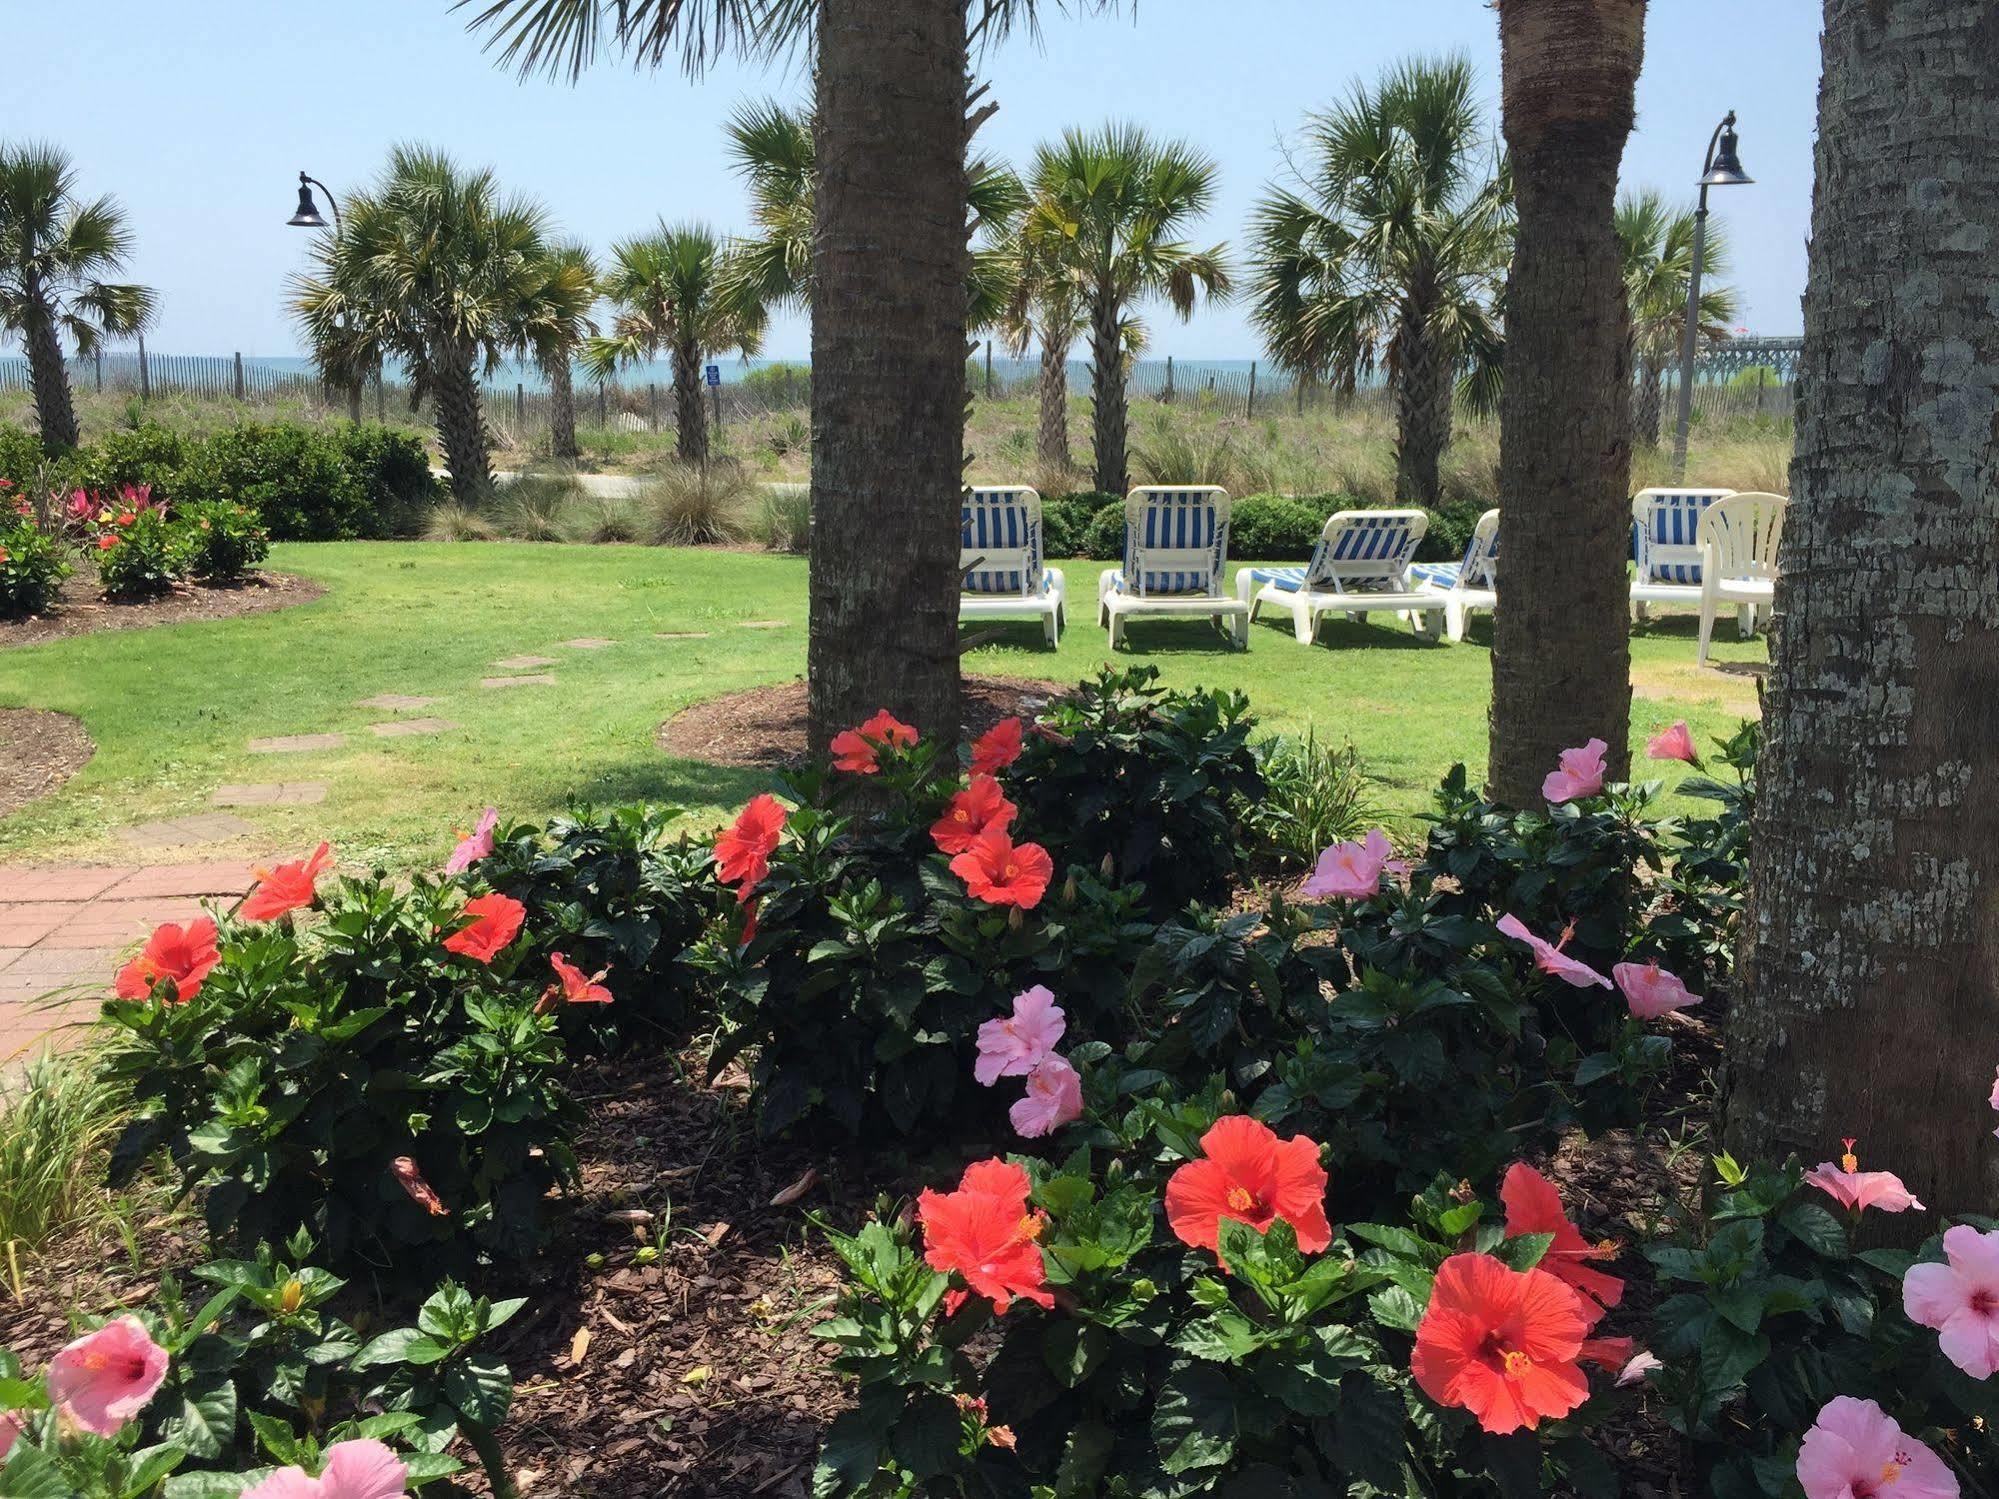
[1670,112,1753,479]
[287,172,342,233]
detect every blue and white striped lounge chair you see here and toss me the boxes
[1096,486,1250,649]
[1411,508,1500,642]
[1630,487,1736,622]
[1236,508,1446,644]
[960,485,1065,647]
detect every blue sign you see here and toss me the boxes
[704,364,721,388]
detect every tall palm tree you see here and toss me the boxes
[584,224,766,463]
[1021,124,1230,495]
[1727,0,1999,1218]
[1486,0,1644,807]
[1616,190,1736,446]
[0,141,155,452]
[1248,57,1512,506]
[530,239,600,460]
[291,144,560,505]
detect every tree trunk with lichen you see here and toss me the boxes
[1487,0,1642,806]
[1724,0,1999,1219]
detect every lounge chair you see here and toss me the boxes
[1696,491,1788,666]
[1096,486,1250,649]
[1630,487,1736,622]
[960,485,1065,647]
[1410,508,1500,642]
[1236,508,1446,644]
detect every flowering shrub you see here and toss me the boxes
[1647,719,1758,992]
[178,497,270,583]
[0,508,70,617]
[91,491,186,598]
[101,857,582,1273]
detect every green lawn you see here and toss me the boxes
[0,542,1767,867]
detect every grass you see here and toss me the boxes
[0,1044,134,1263]
[0,541,1768,868]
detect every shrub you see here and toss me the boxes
[567,493,643,544]
[92,502,184,598]
[637,458,756,545]
[1647,719,1757,993]
[0,1044,127,1249]
[494,473,582,541]
[177,498,270,583]
[755,484,811,553]
[333,423,444,537]
[74,422,189,500]
[0,423,52,484]
[1228,492,1325,558]
[1243,731,1378,869]
[0,511,72,616]
[423,501,499,542]
[174,423,364,541]
[740,361,811,408]
[1040,491,1118,560]
[1081,503,1127,560]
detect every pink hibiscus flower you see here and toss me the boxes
[1301,828,1408,901]
[974,986,1066,1085]
[1804,1139,1925,1217]
[443,808,499,875]
[1796,1397,1957,1499]
[46,1316,170,1436]
[1646,721,1698,764]
[1495,915,1611,989]
[1904,1224,1999,1379]
[1010,1055,1083,1139]
[1612,961,1700,1019]
[1542,738,1608,804]
[240,1438,410,1499]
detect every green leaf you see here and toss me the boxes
[161,1378,239,1460]
[1492,1232,1555,1272]
[1331,1374,1406,1491]
[351,1328,451,1368]
[122,1443,189,1499]
[441,1355,514,1428]
[1054,1421,1115,1499]
[1699,1318,1770,1393]
[1043,1321,1108,1386]
[0,1446,82,1499]
[1152,1363,1237,1475]
[1778,1200,1849,1259]
[888,1393,962,1481]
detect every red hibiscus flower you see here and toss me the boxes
[96,534,118,551]
[948,824,1053,909]
[970,717,1024,776]
[1500,1163,1624,1322]
[1165,1115,1333,1257]
[1411,1252,1591,1435]
[929,775,1017,856]
[113,917,221,1003]
[916,1159,1053,1315]
[442,892,526,964]
[829,709,918,774]
[241,843,334,921]
[715,793,787,894]
[546,951,612,1005]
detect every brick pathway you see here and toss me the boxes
[0,861,254,1059]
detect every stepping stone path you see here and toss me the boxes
[249,732,346,755]
[369,717,459,738]
[562,638,616,649]
[116,813,258,850]
[737,620,787,630]
[0,861,255,1059]
[656,631,711,639]
[493,655,558,670]
[212,783,327,807]
[356,694,440,712]
[481,674,556,689]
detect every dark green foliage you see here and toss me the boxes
[74,422,189,500]
[1081,503,1128,560]
[92,505,185,598]
[0,510,71,615]
[174,424,368,541]
[1043,490,1122,560]
[177,498,270,583]
[332,423,445,537]
[1227,493,1326,558]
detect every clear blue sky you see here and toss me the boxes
[1,1,1821,360]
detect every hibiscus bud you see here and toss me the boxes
[1099,853,1115,880]
[1131,1278,1158,1303]
[1008,906,1024,932]
[279,1279,305,1314]
[1061,874,1077,905]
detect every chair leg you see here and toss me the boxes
[1044,607,1059,648]
[1737,602,1754,638]
[1698,594,1718,666]
[1293,599,1315,645]
[1109,610,1124,650]
[1446,600,1467,643]
[1631,600,1648,624]
[1415,610,1442,643]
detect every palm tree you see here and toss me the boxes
[0,141,156,452]
[531,240,600,460]
[584,224,766,463]
[1616,190,1736,446]
[1248,57,1512,506]
[292,145,561,506]
[1727,0,1999,1218]
[1486,0,1644,807]
[1021,124,1230,495]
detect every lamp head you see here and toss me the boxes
[287,173,329,229]
[1701,112,1753,187]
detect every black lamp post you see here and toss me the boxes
[287,172,342,233]
[1670,112,1753,479]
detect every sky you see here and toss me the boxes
[1,1,1823,361]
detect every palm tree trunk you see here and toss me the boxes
[1633,351,1664,446]
[1487,0,1643,807]
[1392,301,1448,505]
[21,285,79,452]
[671,336,708,464]
[1725,0,1999,1218]
[1037,332,1072,479]
[806,0,968,748]
[547,353,579,459]
[1087,285,1127,495]
[432,339,495,506]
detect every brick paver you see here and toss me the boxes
[493,655,558,670]
[356,694,441,711]
[249,732,347,754]
[369,717,459,738]
[116,812,258,849]
[212,783,328,807]
[481,674,556,689]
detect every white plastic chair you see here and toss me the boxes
[960,486,1065,647]
[1236,508,1446,643]
[1096,486,1249,649]
[1410,509,1500,642]
[1631,487,1736,621]
[1695,492,1788,666]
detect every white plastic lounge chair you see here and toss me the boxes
[1630,487,1736,622]
[960,485,1065,647]
[1096,486,1250,649]
[1235,508,1446,644]
[1695,491,1788,666]
[1410,508,1500,643]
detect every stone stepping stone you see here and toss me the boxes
[369,717,460,738]
[737,620,787,630]
[656,631,712,640]
[356,694,440,712]
[212,782,328,807]
[481,674,556,689]
[116,813,258,849]
[493,655,558,670]
[562,638,617,650]
[249,732,346,755]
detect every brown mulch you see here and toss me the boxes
[0,707,93,817]
[0,571,323,649]
[658,676,1070,770]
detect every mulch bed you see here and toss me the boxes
[658,677,1069,770]
[0,707,93,817]
[0,571,323,650]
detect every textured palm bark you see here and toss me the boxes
[671,334,708,463]
[1725,0,1999,1217]
[547,354,578,459]
[1088,290,1128,496]
[1037,335,1072,478]
[23,288,79,451]
[1392,296,1449,505]
[1631,356,1664,448]
[806,0,968,748]
[431,340,495,506]
[1487,0,1642,806]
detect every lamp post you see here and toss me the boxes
[1670,112,1753,479]
[287,172,341,233]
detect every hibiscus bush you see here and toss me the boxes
[176,497,270,584]
[0,508,70,617]
[92,492,186,598]
[100,847,586,1274]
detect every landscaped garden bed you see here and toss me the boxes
[0,570,320,649]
